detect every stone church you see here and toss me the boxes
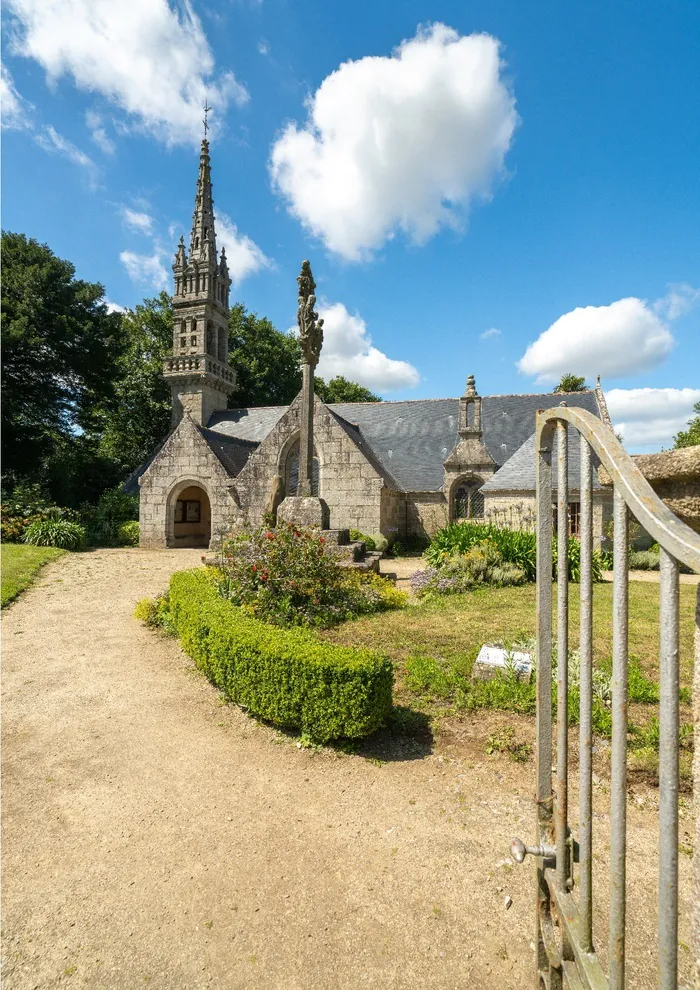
[134,137,613,549]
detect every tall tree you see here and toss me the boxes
[314,375,380,403]
[1,231,123,496]
[228,302,302,407]
[98,292,173,475]
[553,374,588,393]
[674,401,700,448]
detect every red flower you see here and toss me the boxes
[251,564,257,572]
[319,537,325,544]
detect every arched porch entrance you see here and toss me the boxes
[166,482,211,548]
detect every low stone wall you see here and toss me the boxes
[404,492,448,539]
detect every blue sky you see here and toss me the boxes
[2,0,699,451]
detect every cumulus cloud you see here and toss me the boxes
[5,0,249,146]
[517,297,675,382]
[480,327,501,340]
[120,206,154,235]
[85,109,115,154]
[215,212,271,284]
[316,302,420,392]
[654,282,700,321]
[119,250,168,289]
[270,24,517,261]
[35,124,98,184]
[606,387,700,449]
[1,65,32,129]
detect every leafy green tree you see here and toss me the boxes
[1,231,123,498]
[314,375,380,403]
[98,292,173,475]
[674,401,700,448]
[553,374,588,393]
[228,302,302,407]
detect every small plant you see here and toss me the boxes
[485,726,532,763]
[425,522,602,583]
[411,541,525,598]
[118,520,140,546]
[349,529,376,551]
[23,518,85,551]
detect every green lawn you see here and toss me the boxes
[1,544,65,608]
[325,580,698,688]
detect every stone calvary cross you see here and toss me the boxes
[296,260,324,497]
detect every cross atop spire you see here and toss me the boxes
[203,98,211,138]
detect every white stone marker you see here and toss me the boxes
[473,645,533,680]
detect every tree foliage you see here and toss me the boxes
[674,401,700,448]
[1,231,123,497]
[314,375,380,403]
[98,292,173,475]
[228,302,302,407]
[553,374,588,393]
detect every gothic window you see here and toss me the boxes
[453,481,484,520]
[191,335,197,347]
[217,326,226,363]
[285,441,320,496]
[180,336,186,349]
[552,502,581,537]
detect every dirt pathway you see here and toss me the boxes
[1,550,692,989]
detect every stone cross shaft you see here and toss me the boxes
[296,260,324,496]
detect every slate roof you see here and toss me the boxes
[208,406,287,442]
[481,426,605,493]
[197,427,258,477]
[206,390,601,492]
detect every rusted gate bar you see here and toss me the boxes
[513,406,700,989]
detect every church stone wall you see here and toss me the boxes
[482,492,612,542]
[405,493,449,539]
[139,416,237,549]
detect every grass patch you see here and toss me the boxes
[324,581,698,688]
[1,543,65,607]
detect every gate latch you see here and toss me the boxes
[510,837,556,863]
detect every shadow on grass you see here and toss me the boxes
[329,705,434,764]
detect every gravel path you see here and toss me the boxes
[1,549,692,988]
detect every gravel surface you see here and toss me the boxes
[1,549,693,989]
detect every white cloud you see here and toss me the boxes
[518,297,675,382]
[316,302,420,392]
[270,24,517,261]
[654,282,700,321]
[257,38,269,56]
[35,124,98,184]
[1,65,33,129]
[119,250,168,289]
[606,387,700,449]
[215,212,271,284]
[480,327,501,340]
[105,299,126,314]
[6,0,249,146]
[120,206,154,235]
[85,109,115,154]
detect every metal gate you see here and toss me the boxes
[510,405,700,988]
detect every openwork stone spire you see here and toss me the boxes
[189,137,217,264]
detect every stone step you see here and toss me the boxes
[320,528,350,546]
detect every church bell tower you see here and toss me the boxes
[164,113,235,427]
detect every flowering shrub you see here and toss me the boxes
[217,522,406,628]
[411,541,526,598]
[425,521,602,583]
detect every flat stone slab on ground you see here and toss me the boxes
[473,645,533,680]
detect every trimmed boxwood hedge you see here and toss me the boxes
[168,569,394,742]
